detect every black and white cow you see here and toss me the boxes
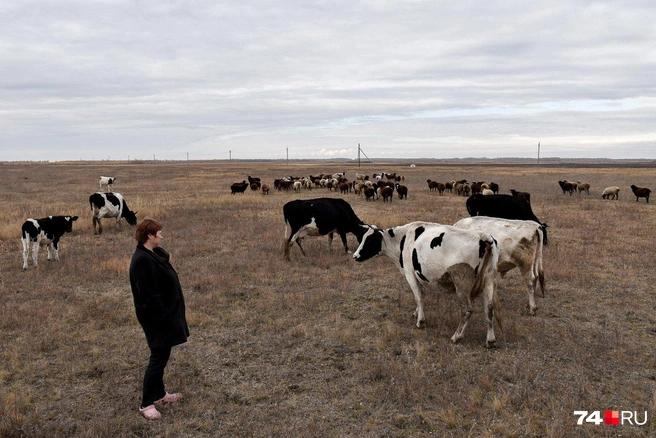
[283,198,366,260]
[99,176,115,192]
[89,192,138,234]
[466,194,549,244]
[353,221,501,348]
[454,216,545,316]
[21,215,79,269]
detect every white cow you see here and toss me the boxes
[454,216,545,315]
[99,176,115,192]
[89,192,137,234]
[353,221,500,347]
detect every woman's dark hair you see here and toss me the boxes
[135,218,163,244]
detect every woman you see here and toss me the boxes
[129,218,189,420]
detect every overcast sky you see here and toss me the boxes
[1,0,655,161]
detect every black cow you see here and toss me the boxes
[466,194,549,244]
[21,215,79,269]
[283,198,366,260]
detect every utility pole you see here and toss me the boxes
[229,150,231,161]
[537,142,541,165]
[286,148,289,166]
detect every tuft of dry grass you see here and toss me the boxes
[0,160,655,437]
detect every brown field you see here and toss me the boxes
[0,160,655,437]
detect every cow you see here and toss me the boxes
[466,194,549,245]
[21,215,79,269]
[89,192,138,235]
[454,216,545,316]
[283,198,366,260]
[353,222,500,348]
[630,185,651,203]
[99,176,115,192]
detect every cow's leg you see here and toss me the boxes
[482,280,497,348]
[115,217,121,230]
[327,232,334,252]
[22,238,29,270]
[52,240,60,261]
[337,231,349,254]
[451,293,473,344]
[520,266,538,316]
[405,275,426,328]
[31,241,40,267]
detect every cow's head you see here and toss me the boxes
[124,210,138,226]
[64,215,79,232]
[353,225,383,262]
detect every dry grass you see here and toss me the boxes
[1,160,655,437]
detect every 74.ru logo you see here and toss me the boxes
[574,410,648,426]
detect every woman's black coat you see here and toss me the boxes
[129,243,189,349]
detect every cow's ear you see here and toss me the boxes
[71,216,79,221]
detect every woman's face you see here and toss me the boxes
[148,229,163,248]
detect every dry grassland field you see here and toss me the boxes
[0,160,655,437]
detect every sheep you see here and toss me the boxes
[600,186,620,200]
[489,182,499,194]
[577,182,591,195]
[509,189,531,205]
[427,179,440,192]
[293,181,302,193]
[261,183,270,195]
[364,187,376,201]
[380,186,394,202]
[231,181,249,194]
[482,188,494,196]
[630,185,651,203]
[395,183,408,200]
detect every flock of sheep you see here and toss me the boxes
[231,172,651,205]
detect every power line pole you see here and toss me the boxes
[286,148,289,166]
[537,142,540,165]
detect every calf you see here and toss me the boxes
[21,215,79,269]
[601,186,620,200]
[283,198,366,260]
[89,192,137,234]
[353,222,500,347]
[466,194,549,244]
[630,185,651,203]
[99,176,115,192]
[454,216,545,316]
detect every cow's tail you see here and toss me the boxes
[472,233,502,332]
[534,227,546,297]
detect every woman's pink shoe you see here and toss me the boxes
[154,392,182,405]
[139,404,161,420]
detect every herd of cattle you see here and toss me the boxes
[19,170,651,348]
[279,173,650,347]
